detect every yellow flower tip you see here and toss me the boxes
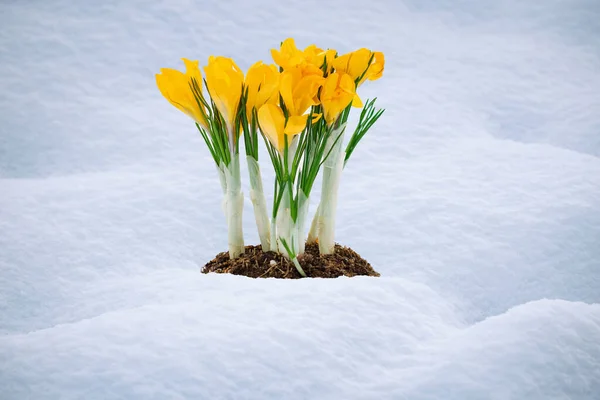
[322,49,337,73]
[303,44,321,53]
[271,38,305,70]
[280,67,324,117]
[331,48,385,85]
[245,61,280,117]
[270,48,282,67]
[155,61,208,130]
[182,58,200,71]
[320,72,357,125]
[302,45,337,74]
[302,44,323,62]
[282,37,298,51]
[204,55,244,132]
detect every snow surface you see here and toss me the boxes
[1,0,599,398]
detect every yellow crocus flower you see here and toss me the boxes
[272,38,335,75]
[331,48,385,85]
[203,56,244,133]
[271,38,305,70]
[320,73,363,125]
[155,58,209,130]
[303,45,337,74]
[302,44,324,66]
[257,103,307,153]
[365,51,385,81]
[245,61,280,117]
[279,67,324,117]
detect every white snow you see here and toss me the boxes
[1,0,599,399]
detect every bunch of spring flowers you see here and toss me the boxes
[156,38,384,277]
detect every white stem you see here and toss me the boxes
[306,203,320,244]
[275,191,309,258]
[217,164,228,194]
[225,154,244,259]
[217,163,228,223]
[318,126,346,255]
[246,156,271,250]
[295,190,310,255]
[278,235,307,277]
[276,189,292,256]
[274,141,297,256]
[269,218,278,252]
[277,216,307,277]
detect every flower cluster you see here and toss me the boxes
[156,38,384,276]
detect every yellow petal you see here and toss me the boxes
[332,48,372,82]
[352,94,363,108]
[349,48,372,79]
[331,52,347,70]
[248,62,280,116]
[271,38,304,70]
[155,65,208,129]
[321,72,339,98]
[339,73,355,94]
[258,103,285,152]
[182,58,201,79]
[284,115,308,135]
[319,72,356,125]
[156,69,186,111]
[204,56,244,133]
[245,61,262,115]
[279,69,298,114]
[281,38,299,56]
[299,62,324,78]
[367,51,385,81]
[323,49,337,73]
[303,44,322,57]
[256,69,280,105]
[303,44,325,68]
[293,74,324,114]
[270,48,285,69]
[245,61,264,87]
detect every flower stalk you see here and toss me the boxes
[224,154,245,258]
[308,99,384,253]
[315,123,346,254]
[246,156,271,250]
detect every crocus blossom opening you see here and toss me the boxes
[155,58,209,131]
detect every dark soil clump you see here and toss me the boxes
[202,243,380,279]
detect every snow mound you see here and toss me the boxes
[1,0,599,398]
[1,287,597,399]
[386,299,600,399]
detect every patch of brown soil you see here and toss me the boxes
[202,243,380,279]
